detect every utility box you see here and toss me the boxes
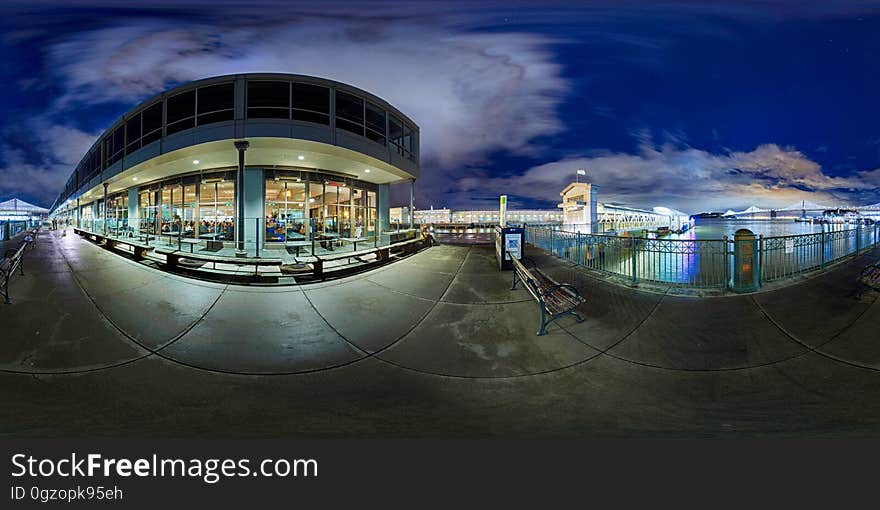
[495,225,524,270]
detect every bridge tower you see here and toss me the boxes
[558,182,599,233]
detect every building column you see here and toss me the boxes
[377,184,390,233]
[234,140,249,257]
[128,188,139,235]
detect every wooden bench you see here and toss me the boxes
[24,227,39,249]
[511,256,586,335]
[377,237,425,261]
[1,240,29,304]
[156,248,282,277]
[312,247,380,278]
[309,237,426,279]
[105,237,155,260]
[860,261,880,292]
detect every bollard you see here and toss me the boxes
[732,229,758,293]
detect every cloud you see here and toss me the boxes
[455,138,879,213]
[45,17,569,171]
[6,12,567,207]
[0,123,99,206]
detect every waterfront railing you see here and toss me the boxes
[0,220,39,241]
[524,224,880,290]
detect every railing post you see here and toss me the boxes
[631,237,638,284]
[549,229,554,255]
[757,234,763,287]
[855,225,861,256]
[723,235,730,290]
[576,232,582,265]
[820,229,826,269]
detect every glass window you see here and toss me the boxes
[107,194,128,236]
[160,184,184,237]
[265,178,306,243]
[181,184,198,238]
[197,83,235,125]
[308,180,326,235]
[335,91,364,135]
[247,81,289,119]
[125,113,141,153]
[139,189,157,235]
[166,90,196,135]
[141,102,163,145]
[389,115,415,160]
[292,83,330,124]
[198,179,235,241]
[365,102,386,145]
[107,125,124,165]
[389,115,404,152]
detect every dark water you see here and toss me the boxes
[678,219,857,240]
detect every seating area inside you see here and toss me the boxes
[72,224,427,283]
[510,255,586,335]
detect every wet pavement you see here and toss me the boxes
[1,227,880,437]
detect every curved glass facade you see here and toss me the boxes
[52,73,419,212]
[51,74,419,259]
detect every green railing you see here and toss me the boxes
[525,224,880,289]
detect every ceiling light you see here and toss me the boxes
[297,155,305,161]
[364,169,371,173]
[309,198,315,203]
[192,160,200,165]
[132,177,138,181]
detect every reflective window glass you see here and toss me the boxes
[197,83,234,125]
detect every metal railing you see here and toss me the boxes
[1,220,40,241]
[525,224,880,289]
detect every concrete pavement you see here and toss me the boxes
[1,227,880,437]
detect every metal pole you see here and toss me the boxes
[234,140,249,257]
[820,229,826,269]
[102,182,108,235]
[576,232,582,265]
[409,179,414,230]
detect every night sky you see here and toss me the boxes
[1,0,878,213]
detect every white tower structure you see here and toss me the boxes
[558,182,599,233]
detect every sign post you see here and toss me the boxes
[499,195,507,227]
